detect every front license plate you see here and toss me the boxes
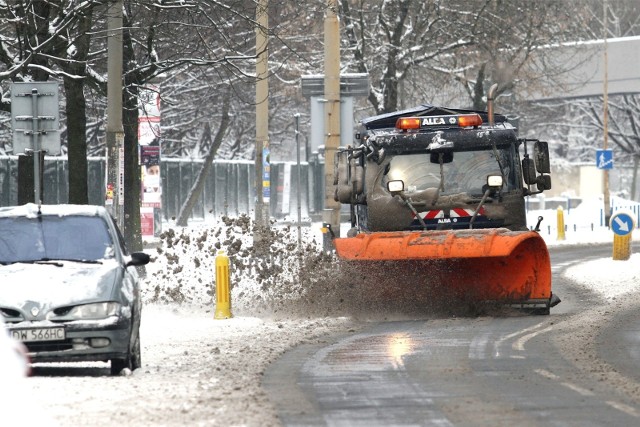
[10,327,66,342]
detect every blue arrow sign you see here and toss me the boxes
[596,149,613,170]
[611,212,634,236]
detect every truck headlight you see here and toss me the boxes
[486,175,503,188]
[387,180,405,193]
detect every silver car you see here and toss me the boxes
[0,204,150,375]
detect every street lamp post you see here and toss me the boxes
[323,0,341,239]
[106,0,124,230]
[603,0,611,226]
[254,0,270,247]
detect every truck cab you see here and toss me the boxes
[334,104,552,234]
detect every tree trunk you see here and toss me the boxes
[122,20,142,252]
[122,84,142,252]
[176,95,231,227]
[28,1,52,82]
[64,77,88,204]
[472,64,487,110]
[60,8,93,204]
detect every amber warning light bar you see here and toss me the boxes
[396,114,483,130]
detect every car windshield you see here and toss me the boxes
[0,215,114,264]
[385,147,518,196]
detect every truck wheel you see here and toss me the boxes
[531,306,551,315]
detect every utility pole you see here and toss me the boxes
[106,0,124,229]
[603,0,611,226]
[295,113,302,250]
[323,0,341,238]
[254,0,270,246]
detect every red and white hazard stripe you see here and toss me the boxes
[418,207,485,219]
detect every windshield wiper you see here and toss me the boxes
[34,259,64,267]
[44,258,103,264]
[7,258,103,266]
[490,142,507,185]
[1,259,64,267]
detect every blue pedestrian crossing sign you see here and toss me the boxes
[596,149,613,170]
[610,212,634,236]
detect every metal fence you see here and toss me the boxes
[0,156,325,221]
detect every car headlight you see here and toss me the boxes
[65,302,121,320]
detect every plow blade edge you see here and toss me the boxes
[334,229,552,304]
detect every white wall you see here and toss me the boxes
[579,165,603,199]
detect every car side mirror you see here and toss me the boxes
[127,252,151,267]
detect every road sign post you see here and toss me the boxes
[11,82,61,205]
[611,211,634,260]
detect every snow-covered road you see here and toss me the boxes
[22,305,353,426]
[5,218,640,426]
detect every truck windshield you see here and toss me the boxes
[0,215,114,264]
[386,147,518,196]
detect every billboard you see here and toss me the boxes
[139,85,161,237]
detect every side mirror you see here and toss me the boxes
[536,175,552,191]
[387,180,405,193]
[522,158,537,185]
[127,252,151,267]
[534,141,550,174]
[353,165,365,194]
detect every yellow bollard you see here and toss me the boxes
[214,250,232,319]
[556,206,566,241]
[613,233,632,261]
[611,212,635,261]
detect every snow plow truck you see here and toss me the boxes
[329,93,560,314]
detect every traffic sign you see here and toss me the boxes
[610,211,635,236]
[596,149,613,170]
[11,82,61,155]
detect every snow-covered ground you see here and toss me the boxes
[3,202,640,426]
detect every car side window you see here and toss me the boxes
[110,216,129,256]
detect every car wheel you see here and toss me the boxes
[110,354,130,376]
[110,324,140,376]
[131,331,141,371]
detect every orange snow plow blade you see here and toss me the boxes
[334,229,552,305]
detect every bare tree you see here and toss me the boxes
[340,0,477,114]
[571,95,640,201]
[176,92,231,226]
[338,0,600,115]
[581,0,640,40]
[0,1,103,203]
[432,1,594,111]
[0,0,271,244]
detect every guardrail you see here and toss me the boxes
[0,156,326,222]
[527,196,640,236]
